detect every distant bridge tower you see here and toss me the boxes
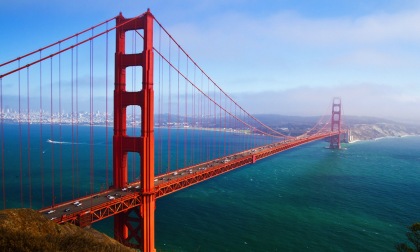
[329,97,342,149]
[113,10,156,251]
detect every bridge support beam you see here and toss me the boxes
[113,10,155,251]
[329,97,342,149]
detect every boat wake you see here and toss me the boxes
[47,139,73,145]
[46,139,102,145]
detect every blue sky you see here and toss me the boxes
[1,0,420,123]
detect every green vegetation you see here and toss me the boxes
[396,223,420,252]
[0,208,135,252]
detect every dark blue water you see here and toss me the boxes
[1,123,419,251]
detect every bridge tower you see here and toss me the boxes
[113,10,155,251]
[329,97,342,149]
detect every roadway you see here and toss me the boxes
[39,131,341,226]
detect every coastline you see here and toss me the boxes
[348,134,420,144]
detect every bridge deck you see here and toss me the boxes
[40,132,340,226]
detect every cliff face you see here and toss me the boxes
[349,123,420,141]
[0,208,135,252]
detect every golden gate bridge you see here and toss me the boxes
[0,9,344,251]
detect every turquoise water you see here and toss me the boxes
[150,137,420,251]
[1,123,419,251]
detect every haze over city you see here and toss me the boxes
[1,0,419,123]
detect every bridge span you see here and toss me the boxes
[1,9,345,251]
[40,131,341,227]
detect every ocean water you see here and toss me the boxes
[1,124,419,251]
[95,135,420,251]
[149,136,420,252]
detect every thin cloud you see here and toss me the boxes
[232,83,420,124]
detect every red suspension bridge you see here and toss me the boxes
[0,10,345,251]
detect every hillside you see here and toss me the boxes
[0,208,135,252]
[254,114,420,141]
[349,122,420,141]
[343,116,420,141]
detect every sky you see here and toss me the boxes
[1,0,420,124]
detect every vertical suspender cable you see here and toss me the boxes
[18,60,23,207]
[105,22,109,188]
[201,74,204,162]
[76,35,80,197]
[227,97,230,152]
[197,72,200,163]
[184,58,190,167]
[156,27,162,174]
[241,109,245,151]
[157,29,163,174]
[247,111,249,150]
[202,73,205,161]
[71,47,75,198]
[248,115,252,149]
[192,66,195,164]
[58,43,63,202]
[27,67,32,208]
[213,80,216,160]
[50,57,55,207]
[39,52,44,207]
[234,104,237,153]
[208,78,211,161]
[167,39,171,173]
[0,78,5,209]
[158,26,162,175]
[244,109,246,150]
[253,114,256,148]
[219,89,225,157]
[229,100,232,155]
[177,47,180,170]
[224,95,227,156]
[90,29,94,195]
[205,78,209,161]
[244,113,247,149]
[184,58,188,168]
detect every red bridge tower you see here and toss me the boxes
[329,97,342,149]
[113,10,156,251]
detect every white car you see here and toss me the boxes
[47,210,55,214]
[122,188,127,191]
[108,196,115,200]
[73,201,80,205]
[76,203,82,207]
